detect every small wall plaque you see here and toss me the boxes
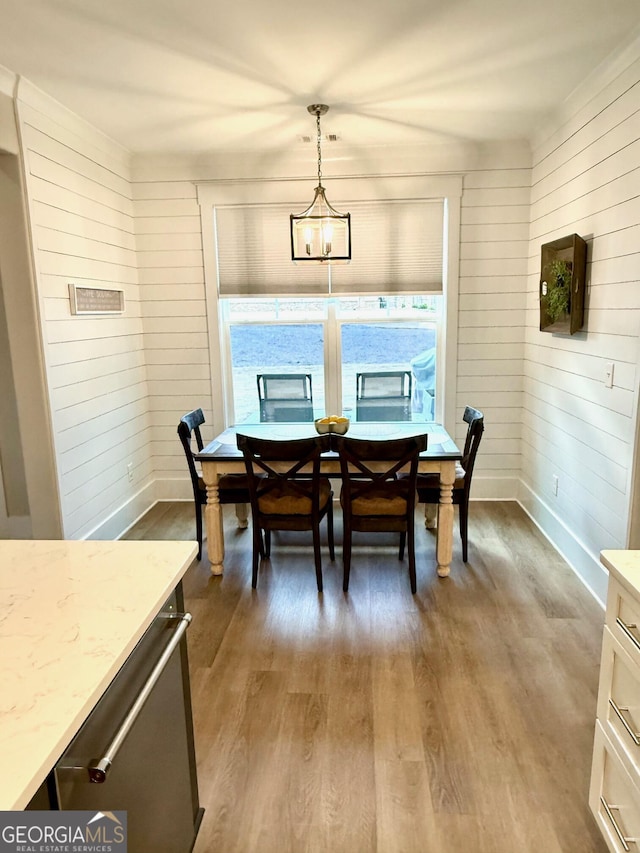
[69,284,125,315]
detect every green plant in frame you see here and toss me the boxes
[545,259,573,323]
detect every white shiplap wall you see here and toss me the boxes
[458,167,530,497]
[132,180,211,495]
[8,70,534,537]
[12,55,640,565]
[521,48,640,600]
[132,148,531,500]
[16,82,153,539]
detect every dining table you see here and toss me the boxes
[195,420,462,579]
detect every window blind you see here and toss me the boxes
[215,198,444,297]
[215,204,328,297]
[330,199,443,295]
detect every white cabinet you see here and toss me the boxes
[591,552,640,851]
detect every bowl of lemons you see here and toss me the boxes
[314,415,350,435]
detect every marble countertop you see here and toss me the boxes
[0,539,197,810]
[601,550,640,597]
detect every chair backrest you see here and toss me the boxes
[460,406,484,491]
[356,370,412,400]
[355,371,412,422]
[258,373,313,401]
[257,373,314,422]
[335,434,427,509]
[237,433,330,515]
[178,408,205,493]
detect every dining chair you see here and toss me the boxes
[256,373,314,422]
[355,370,412,421]
[236,433,335,591]
[334,433,427,594]
[415,405,484,562]
[178,409,250,560]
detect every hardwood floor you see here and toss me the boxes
[124,500,608,853]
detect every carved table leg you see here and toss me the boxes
[201,464,225,575]
[235,503,249,528]
[436,460,456,578]
[424,503,437,529]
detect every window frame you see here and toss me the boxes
[219,296,441,424]
[197,175,462,435]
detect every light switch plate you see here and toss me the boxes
[605,362,614,389]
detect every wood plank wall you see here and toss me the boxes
[11,81,534,538]
[132,180,211,490]
[10,41,640,563]
[522,52,640,596]
[9,45,640,583]
[16,86,152,539]
[458,166,530,497]
[129,156,530,503]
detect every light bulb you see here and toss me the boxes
[322,223,333,255]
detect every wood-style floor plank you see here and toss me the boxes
[124,499,608,853]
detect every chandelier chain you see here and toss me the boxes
[316,110,322,186]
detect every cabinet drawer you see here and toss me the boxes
[608,579,640,663]
[590,723,640,853]
[599,628,640,782]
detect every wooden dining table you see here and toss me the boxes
[195,420,462,579]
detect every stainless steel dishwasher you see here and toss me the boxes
[53,585,202,853]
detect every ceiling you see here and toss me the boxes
[0,0,639,154]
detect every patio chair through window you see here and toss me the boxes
[257,373,314,422]
[356,370,412,422]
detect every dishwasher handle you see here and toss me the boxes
[88,612,192,783]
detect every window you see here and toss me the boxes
[338,297,438,422]
[223,299,327,423]
[223,296,440,424]
[196,173,462,432]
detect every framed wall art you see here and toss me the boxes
[539,233,587,335]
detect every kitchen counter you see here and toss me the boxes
[0,539,197,810]
[600,549,640,596]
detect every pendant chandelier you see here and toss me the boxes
[290,104,351,264]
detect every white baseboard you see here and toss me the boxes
[84,480,158,541]
[79,473,608,610]
[83,477,192,541]
[471,475,519,500]
[517,480,607,607]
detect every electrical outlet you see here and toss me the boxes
[127,462,134,483]
[605,362,614,389]
[552,475,559,496]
